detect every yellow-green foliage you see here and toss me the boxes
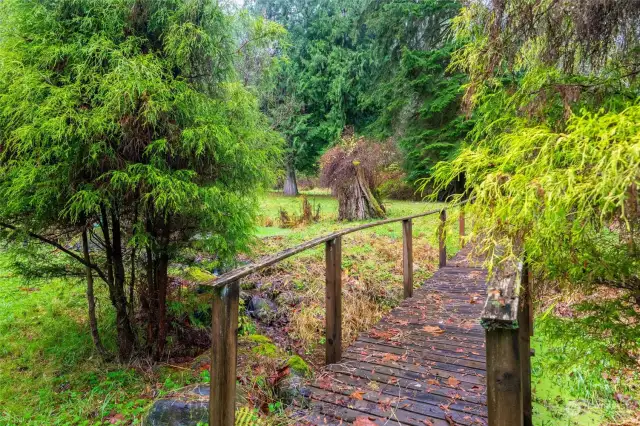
[429,1,640,293]
[235,407,262,426]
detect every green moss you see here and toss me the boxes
[246,334,272,344]
[252,343,278,358]
[185,267,215,283]
[286,355,311,377]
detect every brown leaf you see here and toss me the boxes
[350,390,365,400]
[427,379,439,385]
[422,326,445,335]
[447,376,461,387]
[354,416,378,426]
[107,413,125,424]
[382,353,400,362]
[422,420,434,426]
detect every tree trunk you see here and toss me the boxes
[100,205,136,361]
[144,245,157,354]
[283,163,299,196]
[82,228,108,359]
[338,165,386,221]
[154,221,171,359]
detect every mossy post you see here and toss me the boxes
[459,208,466,248]
[325,236,342,364]
[481,261,526,426]
[210,281,240,426]
[439,209,447,268]
[402,219,413,299]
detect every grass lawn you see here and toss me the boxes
[0,191,638,425]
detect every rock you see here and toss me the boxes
[277,370,311,407]
[190,353,210,371]
[144,399,208,426]
[276,355,312,406]
[248,296,278,323]
[286,355,312,377]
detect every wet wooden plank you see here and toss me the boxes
[300,248,489,425]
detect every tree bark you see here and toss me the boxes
[144,244,157,354]
[338,165,386,221]
[154,220,171,359]
[283,163,299,196]
[82,228,108,359]
[100,205,135,361]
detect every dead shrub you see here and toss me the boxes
[278,197,321,228]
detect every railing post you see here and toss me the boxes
[210,281,240,426]
[459,207,466,248]
[485,326,523,426]
[519,263,533,426]
[402,219,413,299]
[439,209,446,268]
[482,262,525,426]
[325,236,342,364]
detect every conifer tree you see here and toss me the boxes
[0,0,281,359]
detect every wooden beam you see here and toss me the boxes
[485,327,523,426]
[402,219,413,299]
[325,237,342,364]
[459,208,466,248]
[210,281,240,426]
[519,263,533,426]
[439,209,447,268]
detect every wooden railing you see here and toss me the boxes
[481,259,534,426]
[203,201,467,426]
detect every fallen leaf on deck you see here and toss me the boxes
[354,416,377,426]
[422,326,445,335]
[447,376,461,387]
[350,390,365,400]
[382,353,400,362]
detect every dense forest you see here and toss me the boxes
[0,0,638,424]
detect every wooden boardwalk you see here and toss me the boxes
[303,248,489,425]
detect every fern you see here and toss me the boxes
[235,407,262,426]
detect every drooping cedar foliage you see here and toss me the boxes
[320,130,395,221]
[430,0,640,301]
[0,0,281,360]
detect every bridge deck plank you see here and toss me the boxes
[300,247,489,425]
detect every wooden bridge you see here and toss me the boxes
[203,202,534,426]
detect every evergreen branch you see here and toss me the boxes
[0,222,109,284]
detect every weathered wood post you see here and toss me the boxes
[210,280,240,426]
[439,209,447,268]
[519,263,533,426]
[402,219,413,299]
[325,236,342,364]
[459,208,466,248]
[481,262,524,426]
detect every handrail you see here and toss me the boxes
[207,200,468,289]
[206,198,469,426]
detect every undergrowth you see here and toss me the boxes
[532,295,640,424]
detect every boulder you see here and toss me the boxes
[247,296,278,323]
[277,355,312,406]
